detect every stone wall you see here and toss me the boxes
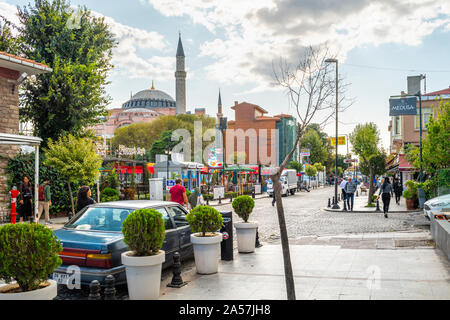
[0,69,20,222]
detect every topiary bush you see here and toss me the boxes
[122,209,165,256]
[232,195,255,222]
[0,223,62,292]
[186,206,223,237]
[101,187,119,202]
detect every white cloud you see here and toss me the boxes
[0,1,20,29]
[145,0,450,90]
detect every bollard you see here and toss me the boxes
[255,228,262,248]
[328,198,331,208]
[104,275,116,300]
[218,196,222,204]
[343,198,347,211]
[230,194,233,203]
[88,280,101,300]
[252,188,255,199]
[375,199,381,212]
[206,196,209,206]
[167,252,187,288]
[356,190,359,197]
[332,196,335,205]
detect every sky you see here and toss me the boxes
[1,0,450,155]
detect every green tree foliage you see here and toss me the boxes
[100,187,119,202]
[349,123,382,204]
[148,130,180,162]
[0,223,62,292]
[313,163,324,172]
[0,17,21,54]
[186,206,223,237]
[359,150,387,178]
[288,161,302,173]
[232,195,255,223]
[304,164,317,177]
[122,209,165,256]
[300,128,328,165]
[44,134,102,215]
[112,114,216,161]
[16,0,116,143]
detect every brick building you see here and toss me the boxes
[223,101,297,166]
[0,52,52,221]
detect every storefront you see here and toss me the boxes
[386,154,417,187]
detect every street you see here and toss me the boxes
[219,186,416,243]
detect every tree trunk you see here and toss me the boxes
[67,180,75,217]
[272,173,296,300]
[368,167,374,205]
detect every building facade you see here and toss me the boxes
[387,87,450,184]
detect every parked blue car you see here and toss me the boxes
[51,200,193,286]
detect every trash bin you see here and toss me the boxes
[220,211,233,261]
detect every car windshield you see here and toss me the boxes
[65,207,132,232]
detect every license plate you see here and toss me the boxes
[52,272,70,285]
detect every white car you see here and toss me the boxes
[423,194,450,220]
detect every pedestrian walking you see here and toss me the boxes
[393,179,403,205]
[188,188,204,209]
[340,178,348,203]
[344,177,357,211]
[18,175,33,223]
[76,186,95,212]
[377,177,394,218]
[36,177,52,225]
[168,179,189,209]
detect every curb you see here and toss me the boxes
[322,207,423,214]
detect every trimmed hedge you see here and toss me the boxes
[186,206,223,237]
[122,209,165,256]
[100,187,119,202]
[232,195,255,222]
[0,223,62,292]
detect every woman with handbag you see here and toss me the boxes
[18,175,33,223]
[377,177,394,218]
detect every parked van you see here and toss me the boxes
[267,169,298,197]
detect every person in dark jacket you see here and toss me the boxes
[76,186,95,212]
[377,177,393,218]
[393,179,403,205]
[18,175,33,223]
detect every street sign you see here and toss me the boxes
[330,136,346,146]
[344,159,357,163]
[166,179,175,190]
[389,96,417,116]
[300,148,310,157]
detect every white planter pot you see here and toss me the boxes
[234,222,258,253]
[190,233,222,274]
[121,250,165,300]
[0,280,57,300]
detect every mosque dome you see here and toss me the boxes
[122,82,176,110]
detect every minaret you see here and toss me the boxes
[175,32,186,114]
[217,89,223,120]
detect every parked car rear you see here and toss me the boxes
[51,200,193,286]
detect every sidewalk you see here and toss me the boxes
[160,230,450,300]
[323,191,422,213]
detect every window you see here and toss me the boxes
[153,207,174,230]
[393,116,401,135]
[167,206,188,227]
[65,207,132,232]
[415,107,432,130]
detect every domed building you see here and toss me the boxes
[92,33,188,139]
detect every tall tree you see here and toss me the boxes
[300,128,328,165]
[16,0,116,143]
[0,17,21,54]
[349,123,381,204]
[44,134,102,216]
[271,45,351,299]
[148,130,181,162]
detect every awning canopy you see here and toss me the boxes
[0,133,42,146]
[398,154,416,172]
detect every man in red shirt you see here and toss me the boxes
[167,179,189,207]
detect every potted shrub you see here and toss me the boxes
[121,209,165,300]
[186,206,223,274]
[100,187,120,202]
[0,224,62,300]
[232,195,257,253]
[404,180,418,210]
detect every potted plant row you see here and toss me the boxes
[186,206,224,274]
[232,195,257,253]
[121,208,165,300]
[0,223,62,300]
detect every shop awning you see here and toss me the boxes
[398,154,416,172]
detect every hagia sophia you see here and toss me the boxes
[92,33,206,139]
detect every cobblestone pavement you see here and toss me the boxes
[217,186,421,243]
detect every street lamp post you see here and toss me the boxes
[325,58,340,209]
[165,148,171,192]
[417,90,423,182]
